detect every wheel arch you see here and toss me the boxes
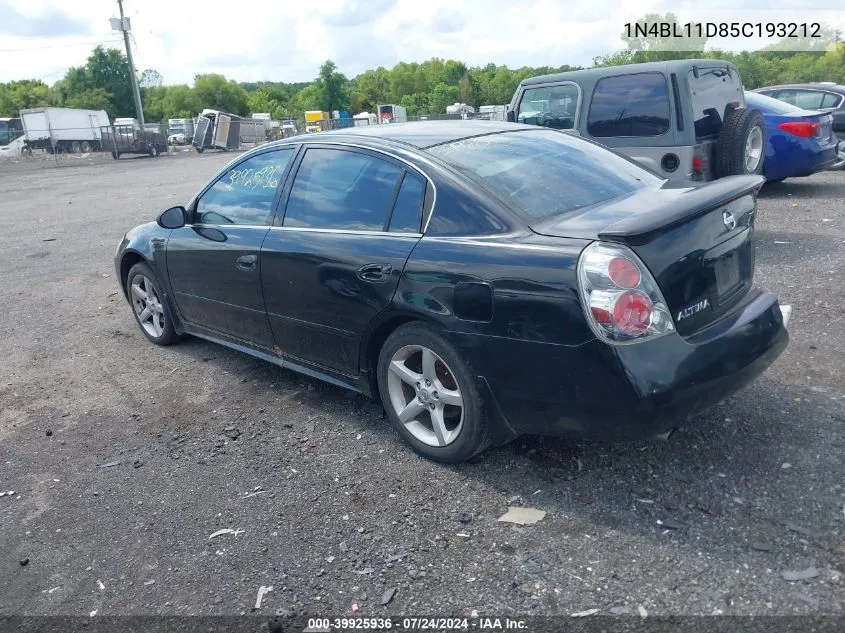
[119,250,147,299]
[359,310,447,398]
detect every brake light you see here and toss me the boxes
[607,257,641,288]
[613,290,654,336]
[778,121,820,137]
[577,242,675,344]
[692,156,702,173]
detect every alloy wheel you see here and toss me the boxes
[745,126,763,172]
[130,275,166,338]
[386,344,464,447]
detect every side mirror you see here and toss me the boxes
[157,206,187,229]
[506,110,515,123]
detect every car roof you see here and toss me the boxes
[756,83,845,95]
[519,58,734,87]
[271,120,538,149]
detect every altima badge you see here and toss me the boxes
[723,210,737,230]
[677,298,710,321]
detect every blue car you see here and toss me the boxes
[744,91,839,182]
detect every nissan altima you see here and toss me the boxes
[115,121,789,463]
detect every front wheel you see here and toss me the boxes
[126,262,180,346]
[377,323,489,463]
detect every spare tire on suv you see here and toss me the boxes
[714,107,766,178]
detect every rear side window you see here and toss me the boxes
[688,67,742,139]
[587,73,670,137]
[428,129,660,220]
[517,84,579,130]
[777,89,824,110]
[284,148,403,231]
[388,173,425,233]
[821,92,842,108]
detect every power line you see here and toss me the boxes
[0,39,124,53]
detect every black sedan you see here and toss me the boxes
[115,121,789,463]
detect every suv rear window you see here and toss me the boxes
[688,66,742,139]
[427,129,661,220]
[587,72,670,138]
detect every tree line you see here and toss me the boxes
[2,12,843,123]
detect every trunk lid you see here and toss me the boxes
[531,175,765,335]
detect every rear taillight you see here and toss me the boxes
[778,121,820,137]
[577,242,675,344]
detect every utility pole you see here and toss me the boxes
[113,0,145,125]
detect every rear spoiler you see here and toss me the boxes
[598,175,765,246]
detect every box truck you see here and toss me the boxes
[377,104,407,123]
[304,111,330,133]
[19,107,111,153]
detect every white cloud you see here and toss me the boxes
[0,0,842,85]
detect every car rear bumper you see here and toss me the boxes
[458,290,788,443]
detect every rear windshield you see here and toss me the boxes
[744,91,801,114]
[688,66,743,139]
[427,129,660,220]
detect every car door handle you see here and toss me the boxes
[236,254,257,271]
[357,263,393,282]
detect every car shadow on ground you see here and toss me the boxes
[759,178,844,200]
[160,334,843,555]
[754,230,844,267]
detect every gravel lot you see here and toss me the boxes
[1,152,843,619]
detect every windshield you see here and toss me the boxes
[427,129,660,220]
[745,91,802,115]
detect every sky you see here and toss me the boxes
[0,0,842,86]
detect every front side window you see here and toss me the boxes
[517,84,579,130]
[688,66,742,139]
[195,149,294,225]
[428,129,660,220]
[588,72,671,138]
[284,148,404,231]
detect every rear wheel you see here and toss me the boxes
[111,151,119,160]
[377,323,489,463]
[70,140,81,153]
[81,141,91,153]
[148,144,159,157]
[714,107,766,178]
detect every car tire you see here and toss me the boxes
[714,107,766,178]
[125,262,180,346]
[111,151,119,160]
[376,322,490,463]
[149,144,159,157]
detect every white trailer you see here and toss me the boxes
[377,104,407,124]
[478,105,507,121]
[446,102,476,116]
[353,112,378,126]
[19,107,111,153]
